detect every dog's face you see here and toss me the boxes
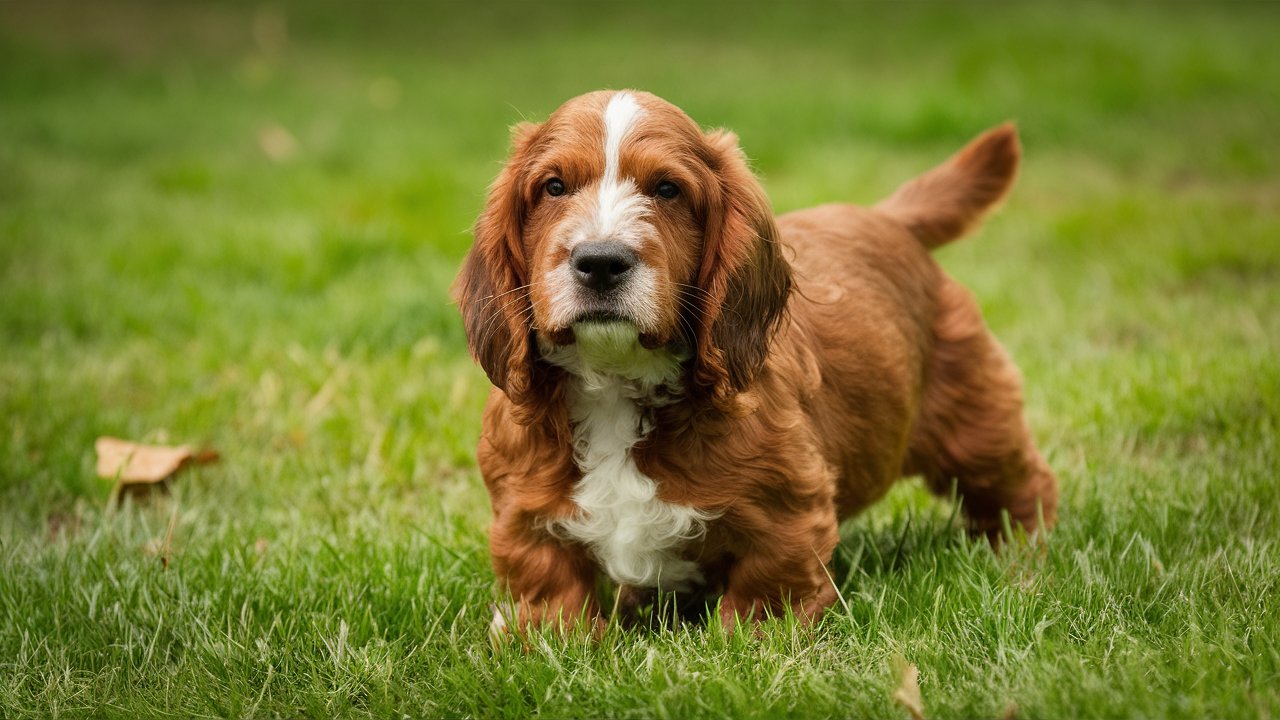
[516,92,705,348]
[455,91,793,407]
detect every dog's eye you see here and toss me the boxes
[654,180,680,200]
[545,178,566,197]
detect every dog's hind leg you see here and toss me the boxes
[907,276,1059,541]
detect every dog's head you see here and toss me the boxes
[454,90,791,410]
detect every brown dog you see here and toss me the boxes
[453,90,1058,635]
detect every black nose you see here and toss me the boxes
[571,241,637,293]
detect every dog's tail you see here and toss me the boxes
[875,123,1020,250]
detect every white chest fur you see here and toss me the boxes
[543,323,713,590]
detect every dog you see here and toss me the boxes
[453,90,1058,635]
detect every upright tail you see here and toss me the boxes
[875,123,1021,250]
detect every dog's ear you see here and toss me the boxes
[452,122,542,403]
[692,130,793,408]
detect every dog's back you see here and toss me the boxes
[773,125,1057,532]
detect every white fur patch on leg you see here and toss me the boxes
[489,602,514,644]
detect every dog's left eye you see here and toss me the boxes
[654,180,680,200]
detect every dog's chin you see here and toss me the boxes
[542,317,690,382]
[546,313,668,351]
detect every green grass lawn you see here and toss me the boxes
[2,2,1278,717]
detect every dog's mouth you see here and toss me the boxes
[576,310,631,325]
[544,312,669,351]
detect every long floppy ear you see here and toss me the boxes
[692,130,793,408]
[452,122,541,402]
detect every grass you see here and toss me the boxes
[1,1,1277,717]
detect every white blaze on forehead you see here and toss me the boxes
[591,92,648,244]
[602,92,643,183]
[544,92,660,331]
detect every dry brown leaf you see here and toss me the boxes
[892,654,925,720]
[95,437,217,484]
[96,437,218,505]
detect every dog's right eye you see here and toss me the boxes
[545,178,566,197]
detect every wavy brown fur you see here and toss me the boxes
[454,92,1058,633]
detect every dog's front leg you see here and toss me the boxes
[718,516,840,630]
[489,510,601,636]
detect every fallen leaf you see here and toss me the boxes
[95,437,217,483]
[892,654,925,720]
[96,437,217,504]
